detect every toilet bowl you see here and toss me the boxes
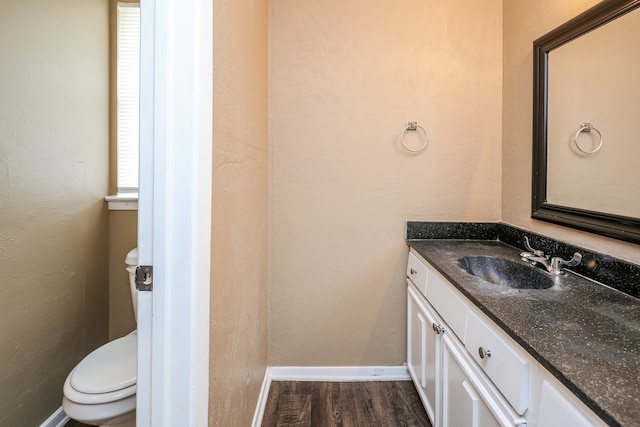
[62,248,139,427]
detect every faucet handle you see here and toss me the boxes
[555,252,582,268]
[550,252,582,274]
[523,236,545,257]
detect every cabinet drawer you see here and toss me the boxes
[407,251,429,296]
[425,269,468,342]
[465,310,529,415]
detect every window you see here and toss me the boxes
[116,2,140,195]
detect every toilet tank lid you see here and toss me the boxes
[125,247,138,266]
[70,334,137,394]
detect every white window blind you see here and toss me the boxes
[117,3,140,194]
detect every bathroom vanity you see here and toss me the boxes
[405,234,640,427]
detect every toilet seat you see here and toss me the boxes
[64,333,137,405]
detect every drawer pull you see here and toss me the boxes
[478,346,492,359]
[432,323,445,335]
[410,268,417,275]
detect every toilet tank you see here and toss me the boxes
[125,248,138,322]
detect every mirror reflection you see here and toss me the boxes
[532,0,640,244]
[546,6,640,218]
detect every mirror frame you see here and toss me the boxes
[532,0,640,245]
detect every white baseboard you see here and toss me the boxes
[251,369,273,427]
[251,365,409,427]
[268,365,410,382]
[39,406,70,427]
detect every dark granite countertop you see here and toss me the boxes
[408,239,640,427]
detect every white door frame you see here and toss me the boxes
[138,0,212,425]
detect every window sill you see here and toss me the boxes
[105,194,138,211]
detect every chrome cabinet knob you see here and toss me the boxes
[478,347,492,359]
[410,268,417,275]
[432,323,444,335]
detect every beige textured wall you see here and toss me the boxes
[0,0,110,425]
[109,211,138,339]
[269,0,502,366]
[502,0,640,264]
[210,0,269,425]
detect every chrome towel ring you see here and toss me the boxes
[574,123,603,154]
[401,121,429,153]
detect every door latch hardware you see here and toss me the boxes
[135,265,153,291]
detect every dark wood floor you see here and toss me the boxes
[261,381,432,427]
[64,419,93,427]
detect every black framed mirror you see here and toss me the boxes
[532,0,640,244]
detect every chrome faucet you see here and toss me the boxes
[520,236,582,276]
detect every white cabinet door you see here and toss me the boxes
[537,379,604,427]
[442,334,507,427]
[408,255,526,427]
[407,284,427,392]
[407,283,441,426]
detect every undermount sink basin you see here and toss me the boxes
[458,256,554,290]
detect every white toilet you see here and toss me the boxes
[62,248,139,427]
